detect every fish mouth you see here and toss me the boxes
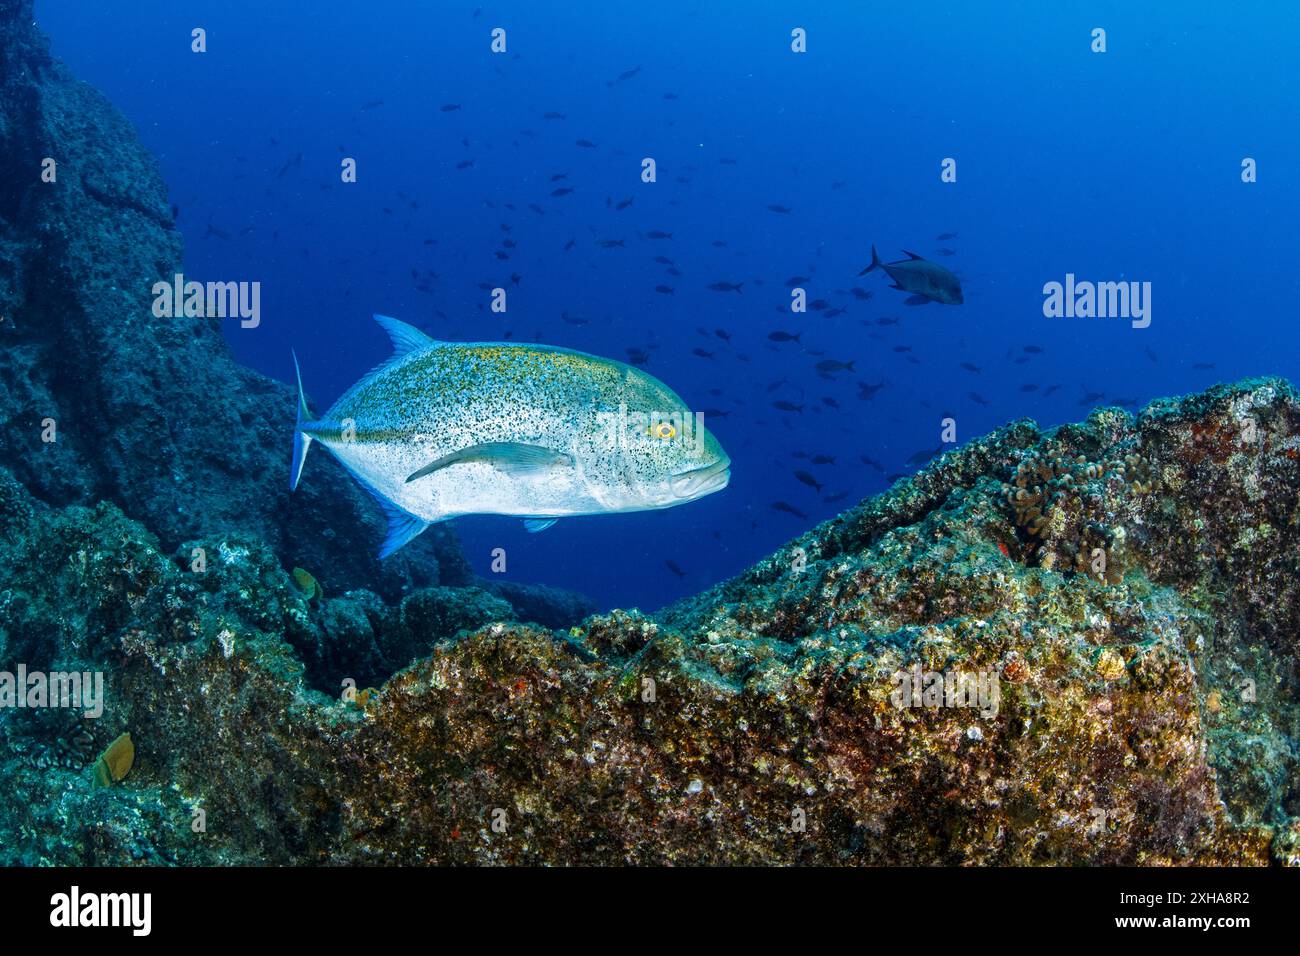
[670,456,732,499]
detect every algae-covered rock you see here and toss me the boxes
[0,378,1297,865]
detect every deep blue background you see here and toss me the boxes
[36,1,1300,610]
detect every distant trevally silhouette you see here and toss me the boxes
[859,245,964,305]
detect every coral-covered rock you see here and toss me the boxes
[0,379,1296,865]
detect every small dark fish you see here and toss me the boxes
[823,491,851,504]
[550,187,574,197]
[960,362,982,374]
[616,197,634,210]
[934,247,957,256]
[708,281,744,293]
[1080,390,1105,406]
[858,381,886,400]
[440,103,461,112]
[794,470,823,492]
[275,152,303,178]
[714,329,731,341]
[645,230,673,239]
[625,348,650,366]
[816,359,855,374]
[654,285,675,295]
[542,111,566,120]
[550,173,568,181]
[786,276,810,287]
[1023,345,1044,354]
[575,139,598,148]
[771,501,808,520]
[561,312,589,326]
[849,287,873,300]
[811,455,837,465]
[359,99,384,111]
[768,331,800,342]
[1020,384,1039,392]
[766,204,793,214]
[456,159,474,169]
[936,232,958,240]
[598,239,625,248]
[969,392,990,406]
[692,348,714,359]
[773,401,804,414]
[204,223,231,241]
[907,446,943,466]
[563,238,576,251]
[665,559,686,579]
[610,66,642,84]
[860,456,884,471]
[1192,362,1215,370]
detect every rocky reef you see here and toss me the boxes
[0,0,472,600]
[2,377,1297,865]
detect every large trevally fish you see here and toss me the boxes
[859,245,964,304]
[290,314,731,557]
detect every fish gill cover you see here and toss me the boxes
[0,0,1297,877]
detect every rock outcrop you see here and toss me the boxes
[2,378,1297,865]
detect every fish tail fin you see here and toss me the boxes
[859,244,881,276]
[289,350,313,492]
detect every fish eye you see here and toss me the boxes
[650,421,676,440]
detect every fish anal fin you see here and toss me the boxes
[379,508,431,559]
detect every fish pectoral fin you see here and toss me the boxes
[405,442,575,483]
[523,518,558,533]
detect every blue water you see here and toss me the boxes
[37,1,1300,611]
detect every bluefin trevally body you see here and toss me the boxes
[290,314,731,557]
[859,245,964,304]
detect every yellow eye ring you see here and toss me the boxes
[652,422,676,440]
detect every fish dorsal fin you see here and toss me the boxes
[902,250,924,260]
[523,518,558,533]
[373,313,437,359]
[405,442,575,483]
